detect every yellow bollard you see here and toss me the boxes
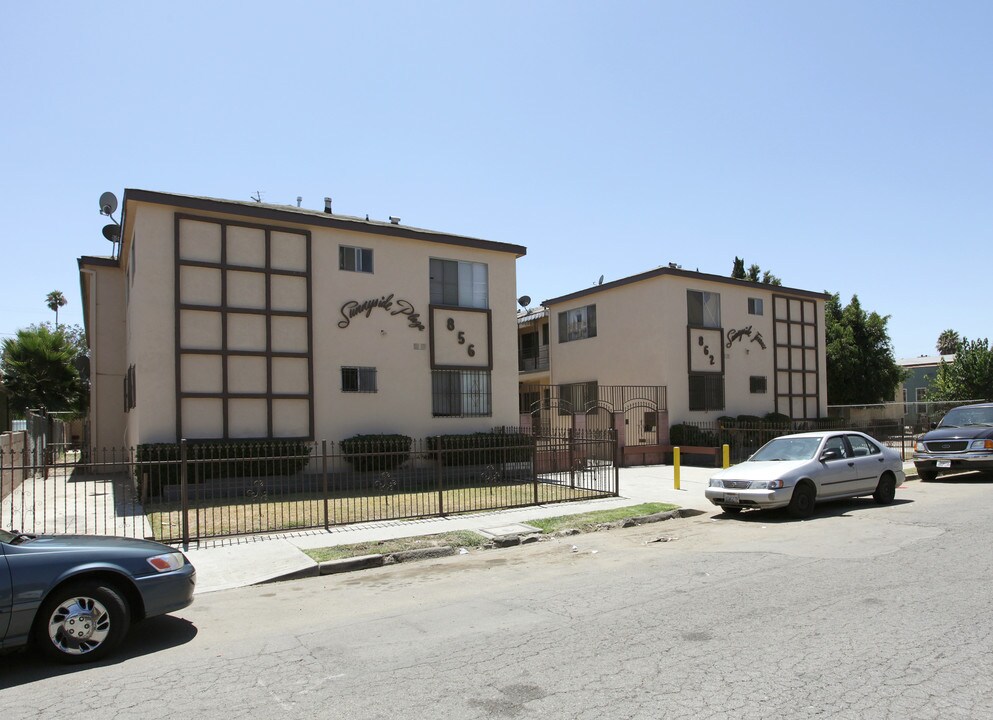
[723,444,730,469]
[674,446,681,490]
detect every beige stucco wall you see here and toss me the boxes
[81,262,127,449]
[548,274,827,425]
[116,201,521,445]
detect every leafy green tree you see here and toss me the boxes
[731,259,782,285]
[45,290,67,328]
[0,325,85,415]
[825,293,906,405]
[935,329,960,355]
[928,337,993,401]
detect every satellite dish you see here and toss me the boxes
[517,295,531,308]
[102,224,120,242]
[597,275,604,286]
[99,191,118,216]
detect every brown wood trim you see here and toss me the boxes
[127,188,526,257]
[428,305,494,371]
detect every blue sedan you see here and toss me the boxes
[1,529,195,663]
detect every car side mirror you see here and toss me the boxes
[930,422,937,430]
[820,448,843,462]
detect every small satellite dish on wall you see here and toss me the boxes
[99,191,118,216]
[597,275,604,286]
[102,223,120,242]
[517,295,531,308]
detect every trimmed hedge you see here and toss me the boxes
[668,424,719,447]
[339,434,412,472]
[427,432,533,466]
[136,440,312,497]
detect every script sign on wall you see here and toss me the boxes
[338,293,425,331]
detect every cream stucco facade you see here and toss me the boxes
[80,190,526,449]
[541,267,829,427]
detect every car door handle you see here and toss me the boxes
[847,462,855,467]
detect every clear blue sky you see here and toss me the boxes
[2,1,990,359]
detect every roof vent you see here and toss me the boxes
[389,216,401,225]
[324,197,333,214]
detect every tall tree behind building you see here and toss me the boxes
[825,293,906,405]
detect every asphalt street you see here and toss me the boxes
[2,474,991,719]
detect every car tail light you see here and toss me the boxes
[147,552,186,572]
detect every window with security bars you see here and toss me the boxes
[429,258,488,308]
[558,304,597,342]
[431,370,491,417]
[750,375,767,394]
[341,367,377,393]
[339,246,373,273]
[558,380,598,414]
[689,374,725,411]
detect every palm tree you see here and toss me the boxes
[46,290,67,328]
[936,329,960,355]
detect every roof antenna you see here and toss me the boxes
[251,191,262,203]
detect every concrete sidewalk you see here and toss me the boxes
[183,464,717,594]
[182,461,921,594]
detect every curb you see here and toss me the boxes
[259,506,701,585]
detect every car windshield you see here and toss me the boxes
[750,437,822,462]
[939,407,993,428]
[0,529,15,543]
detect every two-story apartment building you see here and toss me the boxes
[519,265,829,454]
[79,190,526,449]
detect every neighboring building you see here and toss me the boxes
[897,355,953,407]
[520,266,829,448]
[79,190,526,450]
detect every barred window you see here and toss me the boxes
[432,370,491,417]
[559,380,598,414]
[339,245,373,273]
[689,374,724,411]
[750,375,767,394]
[558,304,597,343]
[342,367,377,393]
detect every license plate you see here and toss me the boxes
[937,460,951,468]
[723,493,739,505]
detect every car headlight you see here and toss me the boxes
[709,478,724,487]
[969,439,993,451]
[147,552,186,573]
[749,479,784,490]
[915,442,926,452]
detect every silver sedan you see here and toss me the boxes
[705,431,906,518]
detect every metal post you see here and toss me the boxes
[723,444,730,469]
[532,430,539,505]
[612,428,619,496]
[180,439,189,548]
[567,427,575,489]
[436,439,445,516]
[674,447,681,490]
[322,440,329,531]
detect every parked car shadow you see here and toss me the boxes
[0,615,197,688]
[714,496,915,524]
[923,470,993,484]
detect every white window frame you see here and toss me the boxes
[341,366,377,393]
[340,245,374,273]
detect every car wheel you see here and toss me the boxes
[35,581,131,663]
[873,473,897,504]
[919,470,937,482]
[722,506,743,515]
[787,482,816,519]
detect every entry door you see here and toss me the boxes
[816,435,860,498]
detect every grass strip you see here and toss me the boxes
[303,503,679,562]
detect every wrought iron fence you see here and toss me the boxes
[673,417,928,465]
[1,428,618,544]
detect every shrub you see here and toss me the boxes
[668,424,719,447]
[763,412,792,427]
[136,440,312,497]
[735,414,763,425]
[339,434,412,472]
[427,432,533,466]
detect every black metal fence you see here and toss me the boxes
[672,418,929,465]
[1,428,618,544]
